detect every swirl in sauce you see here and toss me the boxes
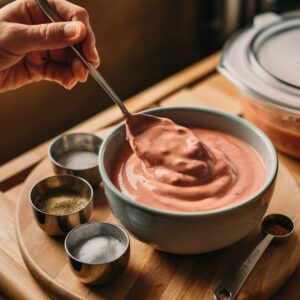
[112,115,266,212]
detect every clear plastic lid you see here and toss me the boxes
[249,17,300,90]
[219,12,300,113]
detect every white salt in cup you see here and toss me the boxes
[65,222,130,285]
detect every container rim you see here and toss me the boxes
[48,132,102,171]
[64,221,130,265]
[218,14,300,115]
[29,174,94,217]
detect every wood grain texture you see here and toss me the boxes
[190,74,242,115]
[0,192,49,300]
[160,86,241,115]
[5,183,24,202]
[16,159,300,300]
[0,249,50,300]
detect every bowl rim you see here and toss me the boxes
[48,132,102,171]
[99,106,278,217]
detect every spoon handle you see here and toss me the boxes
[214,234,274,300]
[35,0,130,116]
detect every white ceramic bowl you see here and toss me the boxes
[99,107,278,254]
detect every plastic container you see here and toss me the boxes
[219,11,300,158]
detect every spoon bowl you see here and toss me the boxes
[261,213,294,243]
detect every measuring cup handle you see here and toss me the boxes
[214,234,274,300]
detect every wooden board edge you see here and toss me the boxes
[15,158,300,300]
[0,248,51,300]
[15,181,84,300]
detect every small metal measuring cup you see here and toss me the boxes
[49,133,102,187]
[65,222,130,285]
[214,214,294,300]
[30,175,93,236]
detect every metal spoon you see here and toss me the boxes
[35,0,198,147]
[214,214,294,300]
[35,0,130,117]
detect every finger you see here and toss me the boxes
[47,49,88,82]
[44,62,78,89]
[71,57,88,82]
[11,21,86,54]
[50,0,100,66]
[48,48,70,63]
[24,54,77,89]
[73,13,100,66]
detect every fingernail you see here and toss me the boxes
[64,22,79,38]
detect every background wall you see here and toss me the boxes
[1,0,299,164]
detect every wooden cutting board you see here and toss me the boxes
[16,158,300,300]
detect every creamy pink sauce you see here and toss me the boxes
[112,116,266,212]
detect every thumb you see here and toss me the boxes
[14,21,86,53]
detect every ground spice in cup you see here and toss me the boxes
[37,193,88,215]
[265,223,290,236]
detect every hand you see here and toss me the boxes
[0,0,100,92]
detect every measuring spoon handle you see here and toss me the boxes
[214,234,274,300]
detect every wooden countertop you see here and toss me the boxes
[0,52,300,299]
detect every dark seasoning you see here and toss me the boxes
[265,223,290,236]
[264,218,293,236]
